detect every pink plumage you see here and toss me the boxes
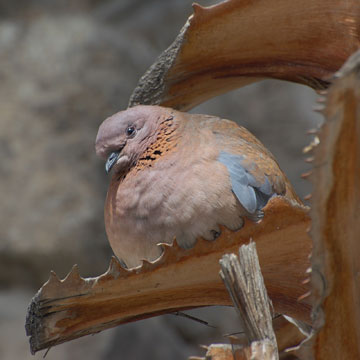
[96,105,299,268]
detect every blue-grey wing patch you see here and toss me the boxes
[218,151,273,215]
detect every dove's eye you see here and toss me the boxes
[126,126,136,137]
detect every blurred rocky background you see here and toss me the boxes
[0,0,321,359]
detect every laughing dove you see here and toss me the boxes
[96,105,299,268]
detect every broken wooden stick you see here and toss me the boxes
[219,242,279,360]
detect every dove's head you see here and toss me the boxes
[96,105,171,174]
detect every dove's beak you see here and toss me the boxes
[105,151,120,174]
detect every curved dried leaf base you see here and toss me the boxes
[26,196,312,354]
[305,50,360,359]
[130,0,360,110]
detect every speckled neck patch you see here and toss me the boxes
[134,114,179,171]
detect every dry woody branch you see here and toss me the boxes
[26,198,311,354]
